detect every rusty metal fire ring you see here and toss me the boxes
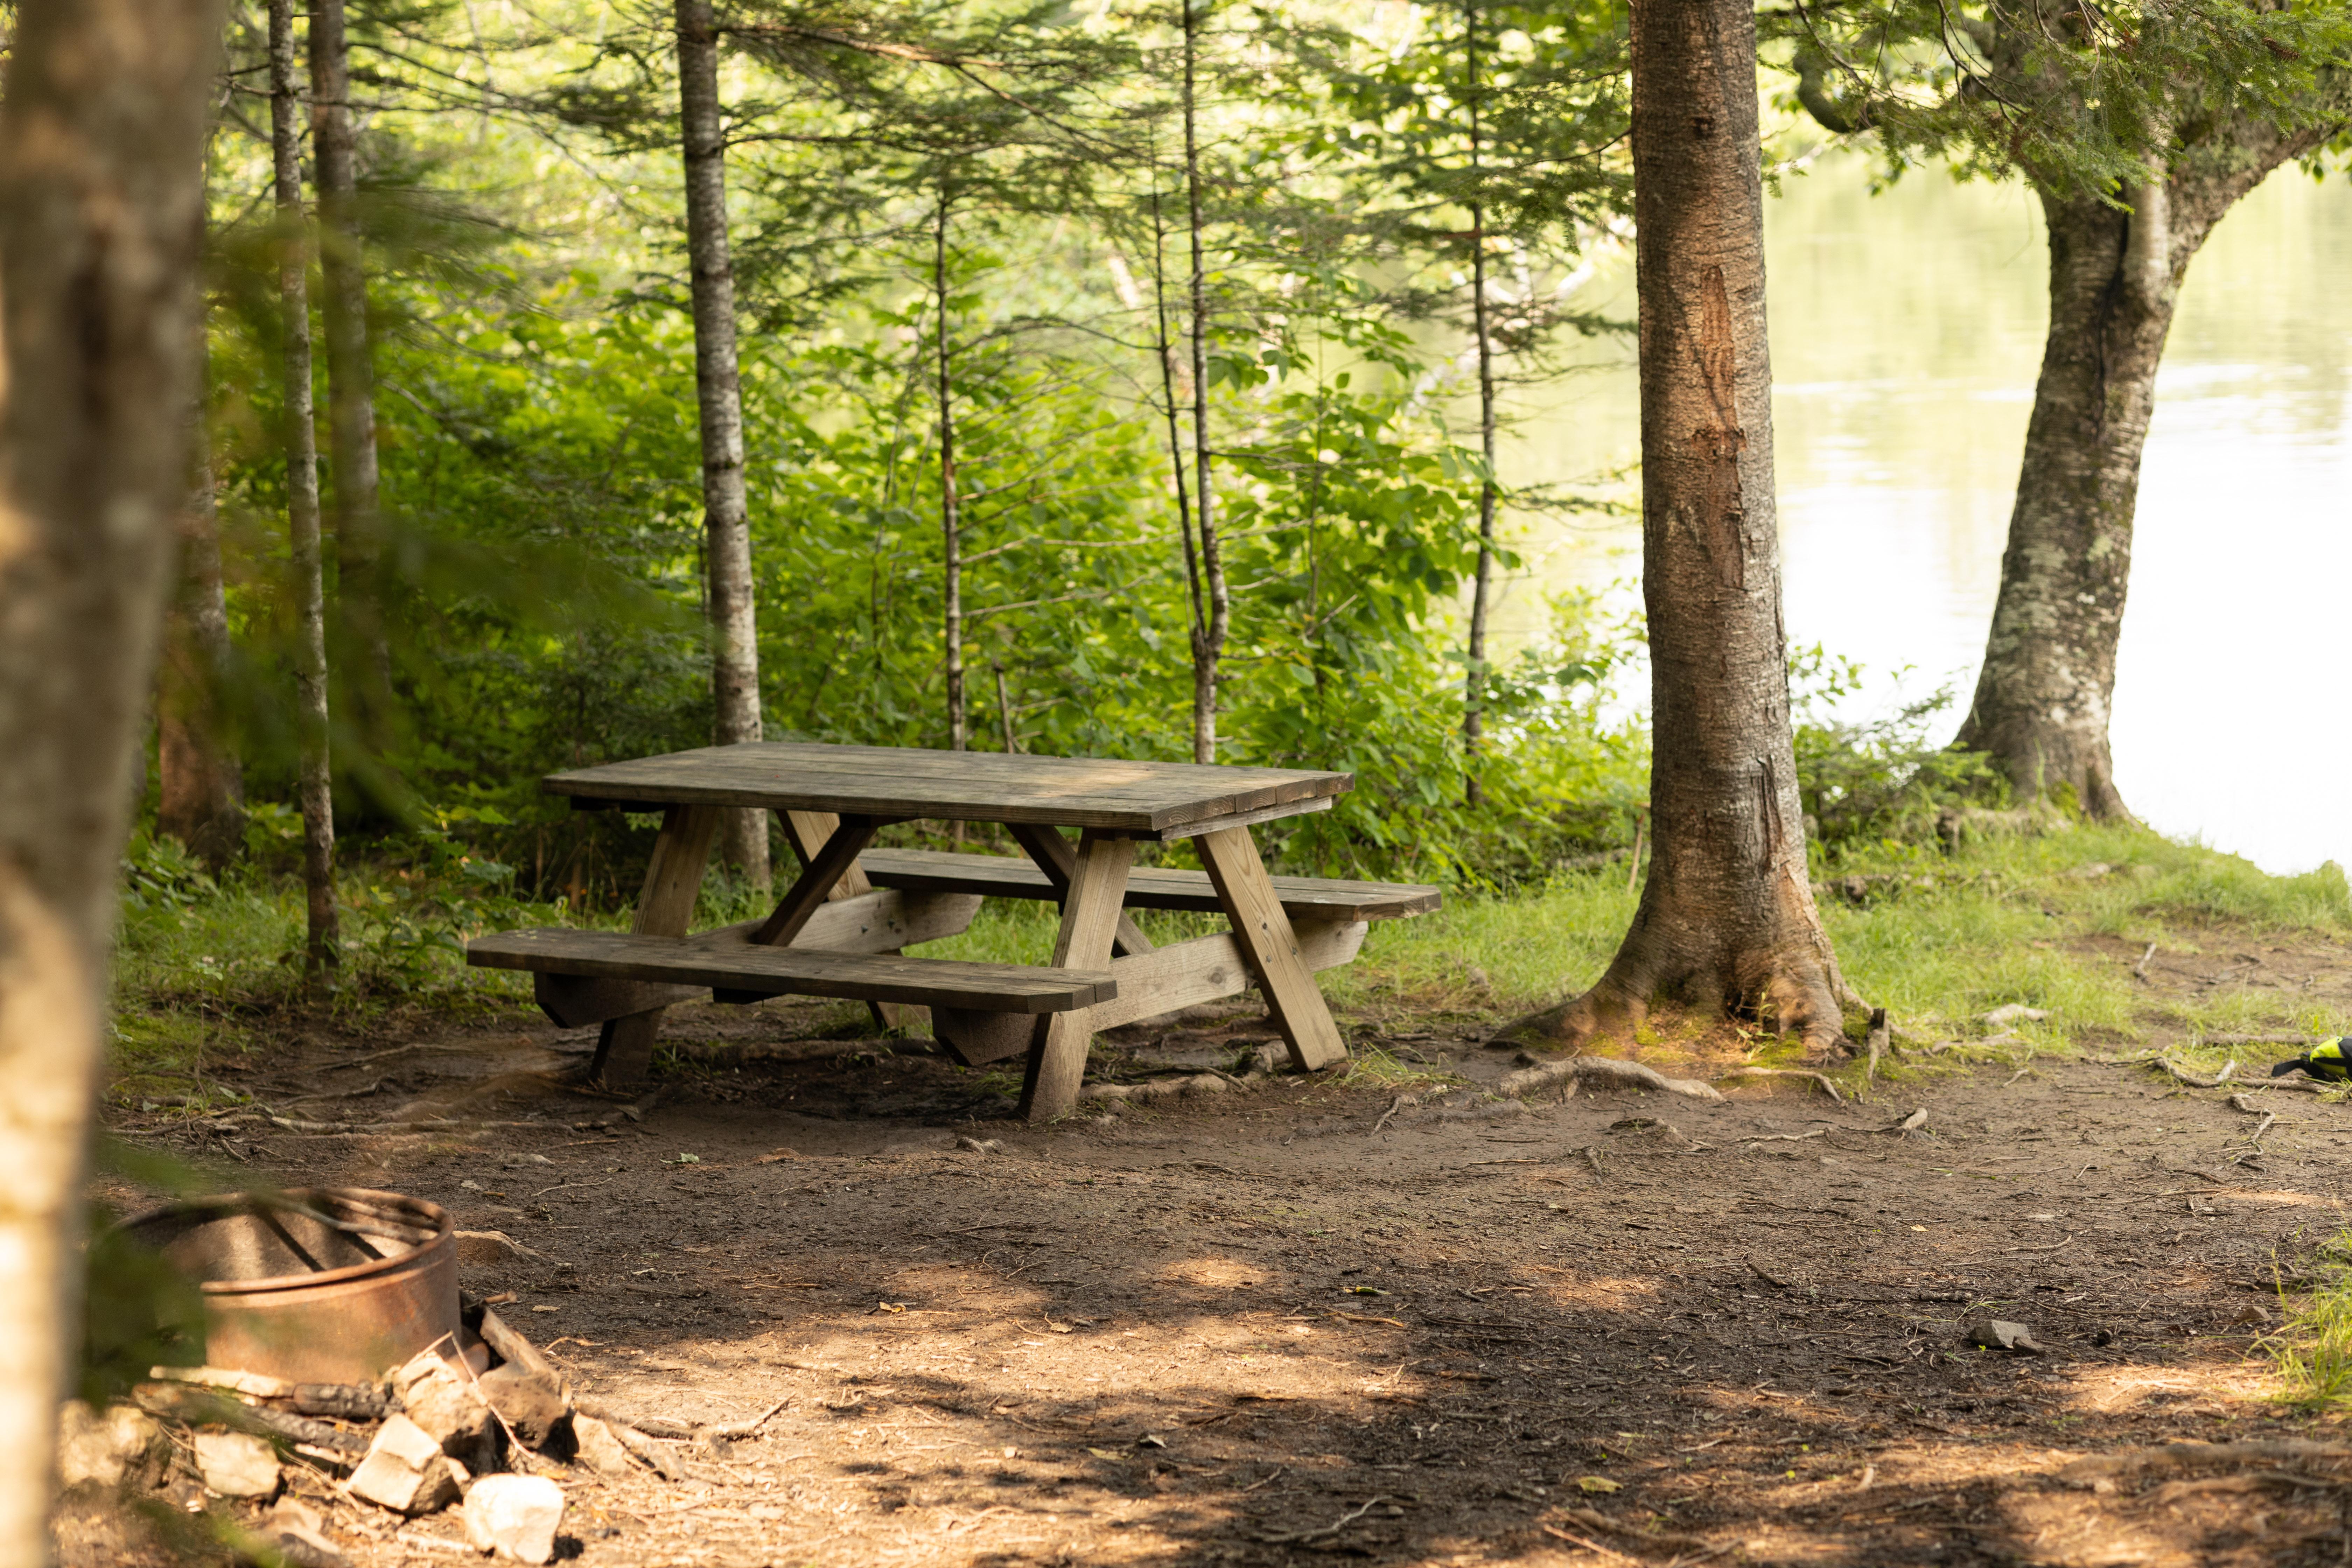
[113,1186,461,1386]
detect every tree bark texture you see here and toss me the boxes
[1957,108,2343,817]
[157,331,245,867]
[935,194,966,754]
[1181,0,1227,764]
[307,0,391,724]
[0,0,221,1553]
[676,0,770,887]
[276,0,340,972]
[1500,0,1855,1056]
[1461,0,1497,806]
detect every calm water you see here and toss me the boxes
[1484,153,2352,875]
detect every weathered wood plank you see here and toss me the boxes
[588,804,722,1084]
[1006,822,1155,957]
[859,849,1440,923]
[1017,832,1134,1121]
[751,814,880,945]
[545,741,1349,835]
[537,973,700,1030]
[930,1007,1038,1068]
[469,927,1114,1013]
[1197,825,1350,1072]
[780,808,901,1029]
[1080,920,1367,1034]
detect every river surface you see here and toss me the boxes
[1485,152,2352,875]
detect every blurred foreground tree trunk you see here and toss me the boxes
[677,0,770,887]
[1496,0,1857,1058]
[156,335,245,868]
[309,0,393,735]
[0,0,222,1553]
[276,0,340,971]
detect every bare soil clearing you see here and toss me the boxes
[93,935,2352,1567]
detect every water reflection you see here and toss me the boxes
[1486,152,2352,874]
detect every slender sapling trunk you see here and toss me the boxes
[1461,0,1499,806]
[1148,184,1208,691]
[1181,0,1227,764]
[275,0,339,972]
[935,191,966,753]
[676,0,770,885]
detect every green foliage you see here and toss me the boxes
[1786,647,2004,853]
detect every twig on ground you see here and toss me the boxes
[1370,1095,1407,1136]
[1741,1130,1828,1145]
[1749,1258,1795,1290]
[2059,1440,2352,1484]
[1258,1494,1389,1544]
[702,1399,789,1441]
[2153,1057,2239,1090]
[1538,1522,1638,1562]
[2135,942,2158,981]
[2002,1234,2075,1253]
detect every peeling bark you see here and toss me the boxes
[1497,0,1857,1058]
[0,0,222,1552]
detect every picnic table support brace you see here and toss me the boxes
[588,803,721,1086]
[780,809,905,1030]
[1007,822,1155,957]
[1197,824,1349,1071]
[1017,831,1136,1121]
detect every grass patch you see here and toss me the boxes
[2270,1232,2352,1411]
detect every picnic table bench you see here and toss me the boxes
[465,742,1439,1121]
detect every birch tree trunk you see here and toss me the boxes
[307,0,391,726]
[677,0,769,887]
[1181,0,1227,764]
[0,0,220,1552]
[1955,112,2342,816]
[157,331,245,868]
[276,0,340,973]
[934,193,966,754]
[1497,0,1857,1057]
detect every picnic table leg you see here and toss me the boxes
[1016,831,1135,1122]
[1197,825,1350,1071]
[589,803,722,1086]
[780,809,904,1030]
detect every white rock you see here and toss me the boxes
[348,1414,461,1514]
[194,1430,280,1499]
[460,1474,566,1563]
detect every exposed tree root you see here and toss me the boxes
[1496,1056,1724,1102]
[1720,1066,1844,1104]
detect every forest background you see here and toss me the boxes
[140,0,2352,1019]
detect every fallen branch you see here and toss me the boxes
[1369,1094,1408,1136]
[1538,1523,1638,1563]
[2153,1058,2239,1090]
[1557,1505,1712,1551]
[1497,1057,1724,1102]
[704,1399,789,1441]
[2058,1440,2352,1485]
[2134,942,2158,981]
[1720,1066,1843,1104]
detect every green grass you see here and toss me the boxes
[2269,1232,2352,1412]
[106,815,2352,1103]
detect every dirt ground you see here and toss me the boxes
[91,927,2352,1568]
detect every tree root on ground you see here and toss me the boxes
[1496,1056,1723,1102]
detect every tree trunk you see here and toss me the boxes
[1955,112,2340,816]
[0,0,220,1553]
[156,329,245,868]
[276,0,338,972]
[1461,0,1497,807]
[1497,0,1856,1057]
[1181,0,1227,764]
[934,192,966,754]
[307,0,391,730]
[676,0,769,888]
[1149,185,1208,720]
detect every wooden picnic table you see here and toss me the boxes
[467,742,1439,1122]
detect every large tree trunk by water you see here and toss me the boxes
[677,0,770,888]
[276,0,339,972]
[308,0,391,731]
[0,0,219,1552]
[157,337,245,868]
[1498,0,1855,1057]
[1957,114,2342,816]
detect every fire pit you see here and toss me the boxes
[113,1187,461,1385]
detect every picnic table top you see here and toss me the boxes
[546,742,1351,836]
